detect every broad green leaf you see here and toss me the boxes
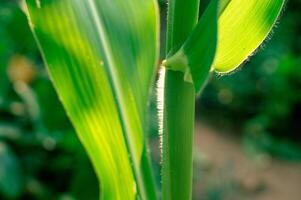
[163,0,219,92]
[24,0,159,199]
[213,0,285,73]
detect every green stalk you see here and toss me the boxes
[162,0,200,199]
[163,71,195,200]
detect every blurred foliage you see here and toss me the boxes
[0,0,300,199]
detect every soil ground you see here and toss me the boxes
[193,123,301,200]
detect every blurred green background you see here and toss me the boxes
[0,0,300,200]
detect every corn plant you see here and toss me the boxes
[24,0,285,199]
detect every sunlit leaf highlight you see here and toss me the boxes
[25,0,159,199]
[213,0,285,73]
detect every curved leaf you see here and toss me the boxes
[213,0,285,73]
[25,0,159,199]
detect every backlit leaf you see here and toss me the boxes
[25,0,159,199]
[213,0,285,73]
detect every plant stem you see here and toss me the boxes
[162,70,195,200]
[162,0,200,199]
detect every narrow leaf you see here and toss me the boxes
[213,0,285,73]
[24,0,159,199]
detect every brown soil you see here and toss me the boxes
[193,123,301,200]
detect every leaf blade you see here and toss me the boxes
[25,0,159,199]
[213,0,285,73]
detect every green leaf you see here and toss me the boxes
[164,0,285,90]
[24,0,159,199]
[213,0,285,73]
[163,0,219,92]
